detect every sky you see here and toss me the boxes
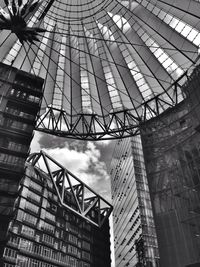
[30,130,115,201]
[30,130,116,266]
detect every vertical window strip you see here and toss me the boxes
[3,40,22,65]
[137,0,200,47]
[84,28,99,57]
[102,61,123,110]
[31,27,52,76]
[79,38,93,113]
[52,36,66,108]
[108,12,153,99]
[134,22,183,78]
[97,22,122,110]
[118,42,153,99]
[70,32,79,58]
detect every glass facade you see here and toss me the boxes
[110,136,159,267]
[2,163,111,267]
[0,62,44,259]
[140,66,200,267]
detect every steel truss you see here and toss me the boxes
[1,0,199,141]
[27,151,113,228]
[36,71,189,140]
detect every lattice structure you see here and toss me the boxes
[36,71,188,140]
[27,151,113,228]
[0,0,200,139]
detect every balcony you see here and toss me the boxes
[3,110,36,125]
[7,94,40,111]
[13,75,43,97]
[0,158,25,174]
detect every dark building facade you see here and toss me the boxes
[2,158,111,267]
[0,63,44,259]
[140,66,200,267]
[109,136,159,267]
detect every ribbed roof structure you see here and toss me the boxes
[0,0,200,140]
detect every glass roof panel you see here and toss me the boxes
[0,0,200,139]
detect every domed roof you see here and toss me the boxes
[0,0,200,140]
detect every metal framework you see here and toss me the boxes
[36,71,188,140]
[27,151,113,228]
[1,0,200,140]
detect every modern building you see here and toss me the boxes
[109,65,200,267]
[140,65,200,267]
[109,136,159,267]
[2,151,112,267]
[0,63,44,260]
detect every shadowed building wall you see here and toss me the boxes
[0,63,44,261]
[140,66,200,267]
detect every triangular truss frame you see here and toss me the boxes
[27,151,113,228]
[36,71,188,140]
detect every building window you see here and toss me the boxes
[43,246,52,258]
[82,222,91,232]
[25,201,39,214]
[4,118,33,133]
[42,234,54,246]
[16,255,29,267]
[82,251,91,261]
[21,225,35,237]
[9,88,40,104]
[68,234,78,245]
[68,244,78,256]
[23,212,37,225]
[29,181,42,192]
[27,191,41,203]
[45,211,55,222]
[19,238,33,252]
[42,222,55,233]
[0,153,25,166]
[67,256,79,267]
[82,241,91,251]
[0,178,18,193]
[0,137,27,153]
[3,248,17,259]
[81,232,91,242]
[5,106,35,120]
[4,263,15,267]
[66,223,79,235]
[29,258,40,267]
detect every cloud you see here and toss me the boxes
[31,131,43,152]
[43,143,111,200]
[30,132,111,201]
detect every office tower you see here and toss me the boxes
[0,63,44,259]
[110,136,159,267]
[3,151,112,267]
[140,65,200,267]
